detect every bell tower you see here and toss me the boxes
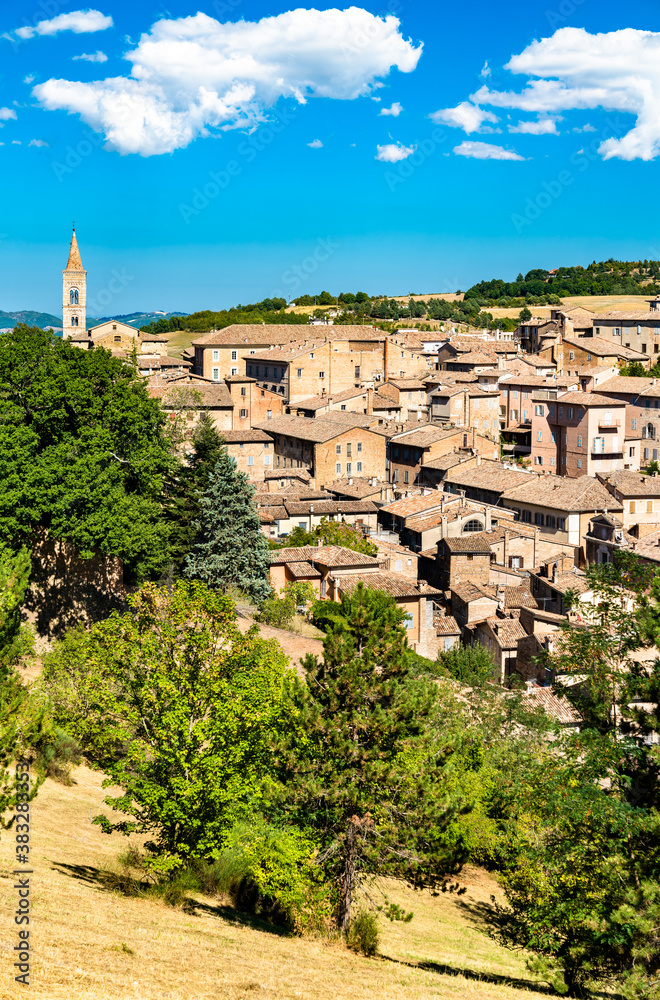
[62,225,86,338]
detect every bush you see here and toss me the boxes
[33,726,82,784]
[346,911,379,956]
[438,644,496,687]
[255,595,295,629]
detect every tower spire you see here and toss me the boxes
[66,225,83,270]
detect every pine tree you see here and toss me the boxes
[161,414,226,577]
[184,449,271,602]
[277,583,467,930]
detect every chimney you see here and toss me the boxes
[348,478,353,485]
[477,453,482,466]
[366,387,373,415]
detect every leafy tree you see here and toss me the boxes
[0,546,48,831]
[41,581,288,874]
[0,325,172,580]
[185,449,271,601]
[282,518,377,556]
[276,583,468,930]
[518,307,532,323]
[619,360,648,377]
[438,643,496,687]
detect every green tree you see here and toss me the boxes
[0,546,48,831]
[438,643,496,687]
[161,413,226,577]
[185,449,271,601]
[0,325,172,581]
[618,360,648,377]
[518,307,532,323]
[41,581,288,874]
[282,518,377,556]
[277,583,468,931]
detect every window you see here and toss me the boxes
[509,556,524,569]
[535,404,545,416]
[212,367,220,381]
[309,353,314,359]
[404,471,409,484]
[603,411,612,426]
[524,391,529,400]
[319,371,325,379]
[240,387,246,397]
[523,510,531,523]
[557,517,566,530]
[340,404,346,410]
[587,354,592,361]
[347,463,352,474]
[577,458,582,468]
[463,519,484,532]
[535,512,543,525]
[546,516,555,528]
[336,444,341,454]
[336,463,341,473]
[247,456,254,466]
[296,368,302,378]
[266,409,272,419]
[264,455,270,465]
[71,316,78,327]
[632,418,638,430]
[355,366,360,378]
[645,447,650,459]
[357,442,362,453]
[577,434,582,447]
[549,404,555,416]
[212,350,219,362]
[534,455,543,465]
[567,407,573,419]
[630,447,635,458]
[231,367,238,376]
[558,406,563,417]
[537,430,543,442]
[357,461,362,472]
[569,351,574,360]
[69,288,78,305]
[593,436,605,453]
[231,350,237,361]
[512,390,518,398]
[615,327,621,336]
[647,500,654,513]
[239,408,247,418]
[298,521,306,529]
[630,501,636,514]
[642,344,647,355]
[466,553,474,561]
[114,335,121,342]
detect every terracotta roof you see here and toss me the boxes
[384,378,429,389]
[371,392,401,409]
[286,561,322,579]
[522,685,581,724]
[563,337,648,360]
[293,388,368,410]
[325,478,384,499]
[557,391,625,406]
[484,617,527,646]
[422,454,472,472]
[442,533,494,553]
[380,492,444,517]
[599,470,660,497]
[255,415,368,443]
[503,474,621,512]
[222,429,273,443]
[283,499,377,516]
[154,380,234,408]
[333,572,442,598]
[269,545,378,568]
[444,462,536,493]
[247,340,326,362]
[140,333,169,343]
[434,614,461,635]
[596,376,655,396]
[391,426,460,448]
[193,324,382,347]
[448,351,499,365]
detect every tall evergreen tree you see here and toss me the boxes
[185,450,271,602]
[276,583,467,930]
[161,413,226,577]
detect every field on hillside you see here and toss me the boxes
[0,765,550,1000]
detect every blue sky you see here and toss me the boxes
[2,0,660,315]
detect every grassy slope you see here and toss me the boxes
[0,764,548,1000]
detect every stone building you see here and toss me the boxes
[62,226,86,337]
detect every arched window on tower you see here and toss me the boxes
[71,316,78,327]
[70,288,79,305]
[462,518,484,533]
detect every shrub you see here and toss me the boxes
[33,726,82,784]
[346,911,379,956]
[255,595,295,629]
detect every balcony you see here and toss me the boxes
[598,419,621,431]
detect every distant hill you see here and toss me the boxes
[89,311,186,328]
[465,259,660,302]
[0,310,62,330]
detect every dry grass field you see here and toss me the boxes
[0,765,550,1000]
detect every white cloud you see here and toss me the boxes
[24,75,34,84]
[380,101,403,117]
[28,139,48,147]
[73,50,108,63]
[573,123,596,133]
[15,10,113,40]
[0,107,16,121]
[307,138,323,148]
[480,61,491,79]
[453,140,524,160]
[376,141,415,162]
[508,117,560,135]
[12,140,21,145]
[430,101,499,133]
[33,9,422,156]
[468,27,660,161]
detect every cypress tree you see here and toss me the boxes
[277,583,467,930]
[184,449,271,602]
